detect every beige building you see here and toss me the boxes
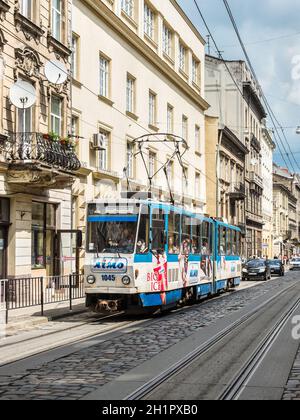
[71,0,209,267]
[261,121,275,258]
[0,0,80,279]
[273,164,299,258]
[205,56,266,258]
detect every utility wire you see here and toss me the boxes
[222,0,300,173]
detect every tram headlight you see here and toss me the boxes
[122,276,131,286]
[242,268,248,273]
[87,275,96,285]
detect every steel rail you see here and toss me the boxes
[218,296,300,400]
[124,282,298,400]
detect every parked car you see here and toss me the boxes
[290,257,300,271]
[268,259,285,277]
[242,259,271,281]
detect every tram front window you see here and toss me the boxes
[87,216,138,254]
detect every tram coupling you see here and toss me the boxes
[95,299,124,313]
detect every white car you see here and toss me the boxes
[290,258,300,270]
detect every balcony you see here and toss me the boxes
[246,210,264,226]
[2,133,81,189]
[249,171,263,192]
[229,182,246,201]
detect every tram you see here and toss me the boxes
[84,198,242,313]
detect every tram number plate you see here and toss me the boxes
[101,275,116,282]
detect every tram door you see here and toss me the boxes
[54,230,82,276]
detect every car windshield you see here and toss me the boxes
[87,215,138,254]
[247,260,265,268]
[292,258,300,262]
[269,260,281,265]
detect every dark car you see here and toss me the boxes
[242,259,271,281]
[268,259,285,277]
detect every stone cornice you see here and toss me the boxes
[47,33,72,60]
[83,0,209,112]
[14,11,44,41]
[0,0,9,22]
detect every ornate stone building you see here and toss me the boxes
[0,0,80,279]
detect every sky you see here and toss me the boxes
[178,0,300,171]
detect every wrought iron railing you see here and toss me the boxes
[3,274,85,323]
[4,132,81,172]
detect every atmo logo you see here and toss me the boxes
[292,316,300,340]
[291,55,300,81]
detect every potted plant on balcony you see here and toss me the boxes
[42,132,60,142]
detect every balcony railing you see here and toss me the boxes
[229,182,246,200]
[4,132,81,172]
[249,171,263,190]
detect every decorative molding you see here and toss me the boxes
[14,10,44,42]
[15,47,42,78]
[0,0,10,22]
[47,32,72,61]
[0,28,7,52]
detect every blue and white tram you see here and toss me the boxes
[84,199,242,313]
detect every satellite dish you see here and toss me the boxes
[45,60,68,85]
[9,80,37,109]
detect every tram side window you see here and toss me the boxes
[226,229,232,256]
[151,208,166,253]
[182,215,191,250]
[136,206,150,254]
[219,227,226,255]
[202,222,210,255]
[232,230,237,255]
[192,220,201,254]
[168,211,180,254]
[237,231,241,255]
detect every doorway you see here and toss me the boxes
[0,227,8,279]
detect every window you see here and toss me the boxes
[32,202,56,270]
[121,0,134,18]
[195,125,201,153]
[18,106,32,133]
[71,34,79,80]
[98,130,109,171]
[167,104,173,133]
[195,173,201,198]
[202,222,211,255]
[149,151,156,178]
[226,230,232,256]
[232,230,237,255]
[71,115,79,154]
[163,24,172,57]
[136,206,150,254]
[99,55,109,98]
[50,96,62,135]
[168,211,180,254]
[179,43,186,72]
[151,208,166,253]
[182,216,191,245]
[21,0,33,20]
[192,57,200,85]
[182,115,188,142]
[191,220,201,254]
[52,0,62,42]
[126,75,135,114]
[126,141,134,178]
[144,3,155,39]
[149,91,156,126]
[219,226,226,255]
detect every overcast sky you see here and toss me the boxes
[178,0,300,171]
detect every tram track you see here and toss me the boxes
[124,281,300,401]
[0,277,290,370]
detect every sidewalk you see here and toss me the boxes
[0,299,87,337]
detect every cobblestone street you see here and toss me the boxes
[0,277,297,400]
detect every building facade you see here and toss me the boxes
[0,0,80,279]
[261,121,275,258]
[71,0,209,268]
[273,164,300,258]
